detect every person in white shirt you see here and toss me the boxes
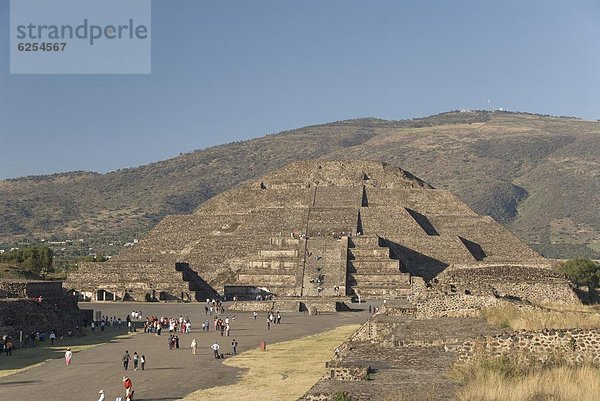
[211,342,220,359]
[64,348,72,365]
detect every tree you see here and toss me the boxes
[557,258,600,288]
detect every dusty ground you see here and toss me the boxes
[0,301,375,401]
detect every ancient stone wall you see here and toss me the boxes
[0,280,65,299]
[227,297,345,313]
[0,298,83,340]
[455,329,600,366]
[325,361,370,381]
[426,263,580,305]
[412,293,502,319]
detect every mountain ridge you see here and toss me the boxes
[1,110,598,259]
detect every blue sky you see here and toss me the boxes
[1,0,599,179]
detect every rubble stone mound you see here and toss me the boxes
[66,159,574,304]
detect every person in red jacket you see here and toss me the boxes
[122,376,134,401]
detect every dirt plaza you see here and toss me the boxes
[0,301,374,401]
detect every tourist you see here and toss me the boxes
[140,354,146,370]
[276,312,281,324]
[123,376,134,401]
[5,338,13,356]
[231,339,238,355]
[133,352,139,371]
[191,338,197,355]
[123,350,131,370]
[211,341,220,359]
[65,348,72,365]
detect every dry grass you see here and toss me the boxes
[457,303,600,400]
[481,303,600,331]
[183,324,360,401]
[456,365,600,401]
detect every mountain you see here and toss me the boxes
[1,110,598,259]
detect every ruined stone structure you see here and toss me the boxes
[66,160,572,303]
[0,280,84,341]
[455,328,600,366]
[302,300,593,400]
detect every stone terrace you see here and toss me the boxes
[302,315,502,401]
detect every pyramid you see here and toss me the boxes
[66,160,557,302]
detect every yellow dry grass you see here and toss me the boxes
[183,324,360,401]
[457,365,600,401]
[481,303,600,331]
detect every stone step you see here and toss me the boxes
[348,273,411,286]
[259,249,299,258]
[249,260,298,269]
[350,286,412,298]
[349,248,390,258]
[268,237,301,247]
[237,274,297,286]
[349,260,400,271]
[349,236,381,248]
[243,268,297,275]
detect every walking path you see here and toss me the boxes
[0,302,374,401]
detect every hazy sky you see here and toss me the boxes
[1,0,599,179]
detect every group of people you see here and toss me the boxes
[142,315,193,335]
[97,376,134,401]
[87,304,297,399]
[122,350,146,371]
[266,310,282,329]
[1,336,14,355]
[204,298,225,315]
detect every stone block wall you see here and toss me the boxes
[426,263,580,305]
[0,281,62,299]
[412,293,502,319]
[326,362,370,381]
[455,329,600,366]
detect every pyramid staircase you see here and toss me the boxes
[175,263,220,301]
[236,236,302,296]
[346,235,411,298]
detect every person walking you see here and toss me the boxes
[123,376,134,401]
[140,355,146,370]
[191,338,197,355]
[97,389,105,401]
[231,339,238,355]
[64,348,72,365]
[123,350,131,370]
[5,338,14,356]
[133,352,139,371]
[211,342,220,359]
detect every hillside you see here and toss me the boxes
[0,111,598,259]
